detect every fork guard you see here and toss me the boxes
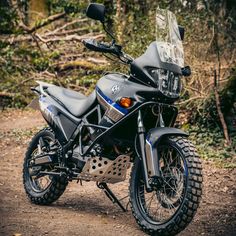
[145,127,189,177]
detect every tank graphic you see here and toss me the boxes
[96,86,128,122]
[96,73,132,123]
[96,72,163,124]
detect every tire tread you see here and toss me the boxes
[129,137,202,236]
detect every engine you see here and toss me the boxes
[71,143,131,183]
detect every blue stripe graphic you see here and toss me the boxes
[96,86,128,115]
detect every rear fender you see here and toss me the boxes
[28,98,40,110]
[145,127,188,176]
[28,81,55,110]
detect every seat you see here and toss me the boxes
[47,86,96,117]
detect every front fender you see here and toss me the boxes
[146,127,188,146]
[145,127,188,177]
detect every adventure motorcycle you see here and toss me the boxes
[23,3,202,235]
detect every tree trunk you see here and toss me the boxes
[104,0,114,33]
[138,0,147,14]
[214,70,231,146]
[28,0,49,28]
[116,0,122,42]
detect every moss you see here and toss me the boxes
[32,57,49,71]
[182,123,236,163]
[56,60,106,71]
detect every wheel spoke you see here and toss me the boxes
[158,201,163,221]
[28,137,54,193]
[162,178,180,197]
[162,183,176,213]
[136,144,187,224]
[154,194,164,218]
[146,192,155,213]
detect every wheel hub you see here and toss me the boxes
[148,176,164,190]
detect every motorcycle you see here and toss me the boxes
[23,3,202,235]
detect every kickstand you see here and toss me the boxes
[97,182,127,212]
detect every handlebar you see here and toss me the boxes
[82,38,133,64]
[82,39,119,54]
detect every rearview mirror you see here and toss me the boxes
[86,3,105,23]
[178,26,185,41]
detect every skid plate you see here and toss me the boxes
[78,155,131,183]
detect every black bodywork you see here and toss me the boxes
[31,3,191,193]
[24,5,203,234]
[35,36,184,170]
[130,42,182,88]
[36,66,180,152]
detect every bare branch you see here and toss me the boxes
[0,32,104,44]
[176,96,203,105]
[44,27,90,37]
[22,12,66,34]
[214,69,231,146]
[51,19,88,33]
[34,33,104,43]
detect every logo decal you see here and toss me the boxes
[111,84,120,94]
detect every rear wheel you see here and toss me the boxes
[23,128,68,205]
[129,137,202,235]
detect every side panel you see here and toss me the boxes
[39,95,81,141]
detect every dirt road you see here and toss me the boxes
[0,109,235,236]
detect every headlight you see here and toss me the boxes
[149,69,181,98]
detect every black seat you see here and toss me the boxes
[47,86,96,117]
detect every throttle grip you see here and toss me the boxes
[82,38,120,55]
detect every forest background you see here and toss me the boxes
[0,0,236,166]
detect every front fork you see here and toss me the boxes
[137,111,161,192]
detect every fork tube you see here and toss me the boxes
[137,111,151,192]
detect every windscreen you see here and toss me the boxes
[156,8,184,67]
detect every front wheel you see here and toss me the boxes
[129,137,202,236]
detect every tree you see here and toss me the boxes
[28,0,49,27]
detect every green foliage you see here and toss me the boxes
[0,0,236,164]
[220,69,236,114]
[184,124,236,162]
[181,70,236,163]
[47,0,89,14]
[49,50,61,59]
[0,3,17,33]
[190,69,236,131]
[123,14,155,57]
[32,57,49,71]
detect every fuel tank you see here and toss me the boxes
[96,73,157,125]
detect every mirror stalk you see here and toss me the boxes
[102,23,116,44]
